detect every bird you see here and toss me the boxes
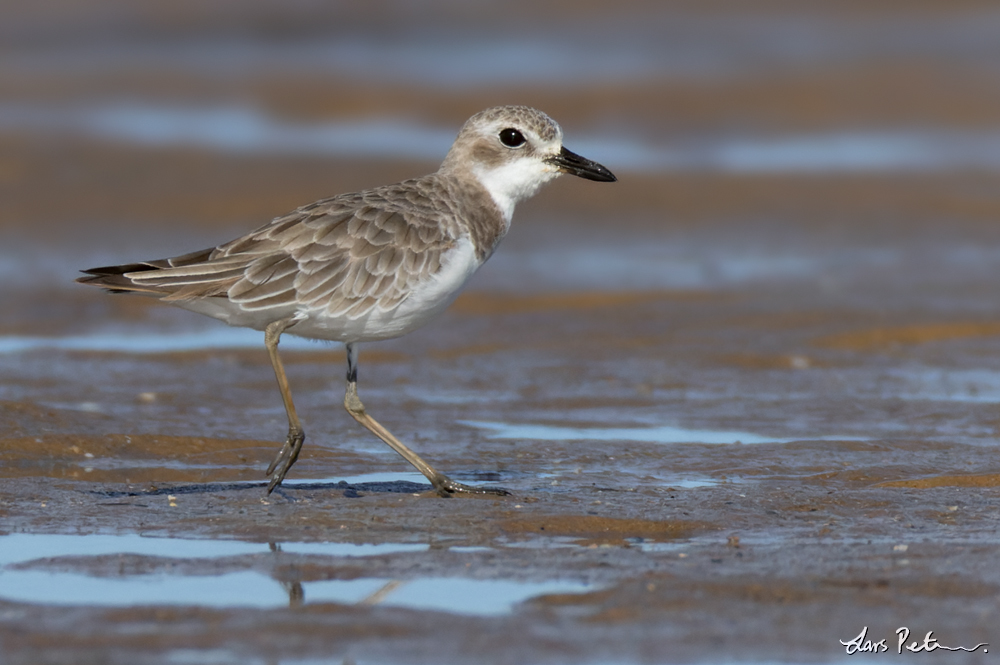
[78,105,617,497]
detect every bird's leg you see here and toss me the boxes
[342,343,508,498]
[264,319,305,493]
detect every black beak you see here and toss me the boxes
[546,146,617,182]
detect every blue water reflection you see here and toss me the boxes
[4,103,1000,173]
[0,533,590,615]
[461,420,863,445]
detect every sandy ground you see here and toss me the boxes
[3,1,1000,663]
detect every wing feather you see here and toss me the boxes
[296,262,350,298]
[80,176,464,321]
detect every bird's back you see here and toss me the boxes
[78,172,505,341]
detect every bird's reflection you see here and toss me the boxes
[269,541,406,609]
[358,580,406,606]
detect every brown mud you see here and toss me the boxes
[2,1,1000,663]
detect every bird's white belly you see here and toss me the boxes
[289,236,482,343]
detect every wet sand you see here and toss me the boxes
[3,1,1000,663]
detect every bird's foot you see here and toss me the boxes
[431,474,510,498]
[266,429,305,494]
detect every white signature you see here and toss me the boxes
[841,626,988,655]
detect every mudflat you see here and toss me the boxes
[1,1,999,663]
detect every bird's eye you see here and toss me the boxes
[499,128,526,148]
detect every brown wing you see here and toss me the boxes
[76,246,237,296]
[92,188,458,319]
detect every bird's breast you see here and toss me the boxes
[290,235,482,343]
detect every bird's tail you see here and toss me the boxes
[77,263,174,295]
[76,246,228,298]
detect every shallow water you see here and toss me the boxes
[0,328,320,354]
[0,534,589,615]
[6,102,1000,173]
[1,569,586,615]
[461,420,861,445]
[0,104,457,161]
[883,367,1000,403]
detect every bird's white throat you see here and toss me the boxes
[473,157,561,224]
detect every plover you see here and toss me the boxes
[78,105,616,496]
